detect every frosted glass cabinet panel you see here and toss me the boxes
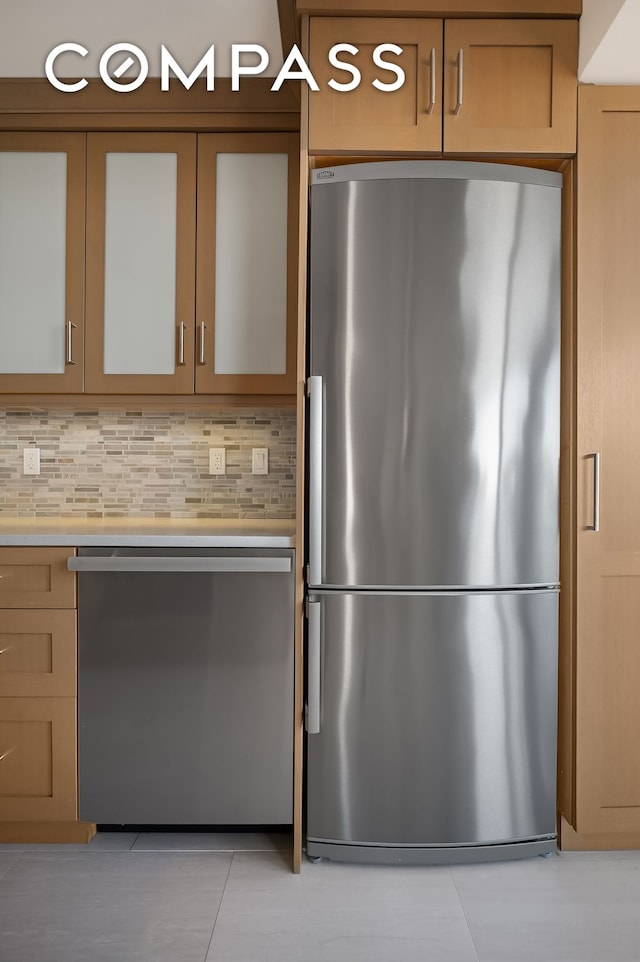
[103,154,177,376]
[85,134,196,394]
[214,153,288,375]
[196,134,298,394]
[0,133,85,393]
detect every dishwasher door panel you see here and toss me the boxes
[78,548,293,825]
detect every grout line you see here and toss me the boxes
[202,851,234,962]
[127,833,141,852]
[448,865,482,962]
[0,853,23,881]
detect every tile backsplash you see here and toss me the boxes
[0,409,295,519]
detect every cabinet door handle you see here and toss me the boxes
[426,47,436,115]
[454,48,464,116]
[198,321,207,365]
[177,322,186,366]
[586,452,601,532]
[66,321,77,365]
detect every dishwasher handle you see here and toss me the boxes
[68,556,291,573]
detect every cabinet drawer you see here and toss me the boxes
[0,548,76,609]
[0,697,77,821]
[0,610,76,697]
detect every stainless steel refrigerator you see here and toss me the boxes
[306,161,561,864]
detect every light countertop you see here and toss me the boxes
[0,518,296,548]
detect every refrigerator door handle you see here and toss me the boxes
[306,600,322,734]
[586,452,601,532]
[308,375,323,585]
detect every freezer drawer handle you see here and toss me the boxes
[586,452,600,532]
[67,556,291,573]
[308,375,323,586]
[306,600,321,734]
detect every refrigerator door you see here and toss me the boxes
[309,162,561,589]
[306,590,558,857]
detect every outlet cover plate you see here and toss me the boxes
[252,448,268,475]
[23,448,40,476]
[209,448,225,476]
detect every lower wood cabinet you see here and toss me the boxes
[0,547,76,609]
[0,609,76,697]
[0,697,77,821]
[0,547,85,840]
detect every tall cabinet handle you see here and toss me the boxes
[426,48,436,115]
[66,321,77,366]
[308,375,323,587]
[177,322,186,366]
[306,601,321,735]
[586,452,601,532]
[198,322,207,365]
[454,48,464,115]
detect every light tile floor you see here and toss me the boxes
[0,835,639,962]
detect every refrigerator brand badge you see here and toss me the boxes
[317,171,335,180]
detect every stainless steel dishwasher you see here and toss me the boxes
[71,547,294,825]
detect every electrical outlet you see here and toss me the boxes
[209,447,225,476]
[23,448,40,476]
[252,448,268,475]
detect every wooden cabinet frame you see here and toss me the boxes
[196,133,299,395]
[0,132,86,394]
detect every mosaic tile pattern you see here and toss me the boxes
[0,409,296,519]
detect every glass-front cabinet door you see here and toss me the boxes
[85,133,197,394]
[195,133,298,395]
[0,133,85,393]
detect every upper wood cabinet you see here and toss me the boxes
[309,18,443,153]
[443,20,577,154]
[0,131,298,397]
[85,133,197,395]
[308,17,577,155]
[573,86,640,840]
[0,132,85,394]
[195,133,298,395]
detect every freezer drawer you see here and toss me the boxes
[307,590,558,852]
[78,548,294,825]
